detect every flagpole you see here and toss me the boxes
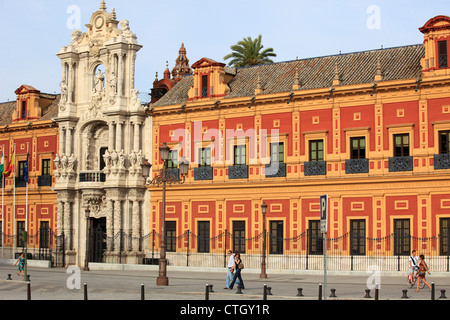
[25,142,29,233]
[1,144,4,259]
[13,143,16,256]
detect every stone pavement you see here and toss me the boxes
[0,263,449,301]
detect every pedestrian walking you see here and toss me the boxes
[416,254,432,292]
[14,252,25,277]
[228,252,245,290]
[225,250,241,289]
[409,250,419,283]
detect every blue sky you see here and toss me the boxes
[0,0,448,101]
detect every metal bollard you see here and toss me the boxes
[364,289,371,298]
[236,285,243,294]
[205,284,210,300]
[7,274,11,280]
[329,288,337,298]
[431,282,435,301]
[27,282,31,300]
[297,288,304,297]
[207,284,214,293]
[263,284,267,300]
[375,283,379,300]
[440,289,447,299]
[318,283,322,300]
[141,284,145,300]
[401,289,408,299]
[84,282,88,300]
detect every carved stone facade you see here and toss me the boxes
[54,2,151,266]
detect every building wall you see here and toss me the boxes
[150,73,450,255]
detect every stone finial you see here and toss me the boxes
[100,0,107,11]
[374,57,383,82]
[332,62,341,86]
[255,72,263,95]
[293,67,301,90]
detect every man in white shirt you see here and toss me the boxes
[225,250,241,289]
[409,250,419,283]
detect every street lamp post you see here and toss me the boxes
[260,201,268,279]
[84,208,90,271]
[142,143,189,286]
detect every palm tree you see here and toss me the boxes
[224,34,277,67]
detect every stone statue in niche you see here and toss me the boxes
[94,69,105,94]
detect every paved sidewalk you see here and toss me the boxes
[0,264,448,301]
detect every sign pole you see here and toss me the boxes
[320,194,328,300]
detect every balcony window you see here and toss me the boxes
[266,142,286,177]
[194,148,213,180]
[435,131,450,170]
[389,134,412,172]
[439,40,448,69]
[346,137,369,174]
[305,140,326,176]
[229,145,248,179]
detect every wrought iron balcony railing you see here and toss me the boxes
[194,166,213,180]
[345,158,369,174]
[434,153,450,170]
[228,165,249,179]
[304,161,327,176]
[37,175,52,187]
[388,156,413,172]
[265,162,287,178]
[79,171,106,183]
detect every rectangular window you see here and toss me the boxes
[18,161,26,178]
[202,75,208,98]
[234,145,246,165]
[269,221,284,254]
[39,221,50,249]
[17,221,25,248]
[270,142,284,163]
[309,140,324,162]
[308,220,323,255]
[197,221,210,253]
[350,137,366,159]
[438,40,448,68]
[21,101,27,119]
[42,159,51,176]
[168,150,178,169]
[350,219,366,255]
[394,134,409,157]
[439,131,450,154]
[394,219,410,256]
[440,218,450,256]
[166,221,177,252]
[198,148,211,167]
[232,221,246,253]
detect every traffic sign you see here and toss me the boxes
[320,194,328,233]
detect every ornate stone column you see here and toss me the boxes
[114,200,122,252]
[132,200,141,252]
[106,199,114,252]
[63,201,72,250]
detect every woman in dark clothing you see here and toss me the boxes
[228,252,245,290]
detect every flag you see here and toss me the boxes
[23,152,29,182]
[3,151,14,177]
[0,148,4,175]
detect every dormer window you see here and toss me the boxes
[439,40,448,68]
[202,75,208,98]
[21,101,27,119]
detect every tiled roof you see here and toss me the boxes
[0,94,60,126]
[153,44,424,107]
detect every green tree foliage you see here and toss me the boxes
[224,34,277,67]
